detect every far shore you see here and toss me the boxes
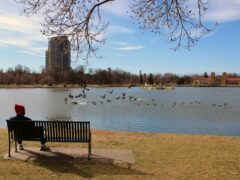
[1,84,240,89]
[0,129,239,179]
[0,83,137,89]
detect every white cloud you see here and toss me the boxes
[111,40,145,52]
[116,45,145,51]
[0,14,47,55]
[204,0,240,22]
[0,0,19,15]
[110,41,128,46]
[107,25,134,34]
[21,47,46,54]
[0,0,48,56]
[102,0,130,17]
[0,38,31,47]
[0,16,39,32]
[101,0,240,23]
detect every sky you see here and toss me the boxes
[0,0,240,75]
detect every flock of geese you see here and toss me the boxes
[64,88,230,108]
[170,101,229,108]
[64,88,140,105]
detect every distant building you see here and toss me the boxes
[193,72,240,87]
[45,36,71,72]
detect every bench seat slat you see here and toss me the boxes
[46,137,89,142]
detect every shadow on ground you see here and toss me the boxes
[23,149,148,178]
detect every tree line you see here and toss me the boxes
[0,65,139,85]
[1,65,238,86]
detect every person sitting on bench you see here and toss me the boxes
[9,104,49,151]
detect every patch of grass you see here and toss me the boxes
[0,129,240,179]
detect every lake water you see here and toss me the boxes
[1,87,240,136]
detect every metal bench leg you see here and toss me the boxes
[8,133,11,157]
[88,142,91,160]
[15,140,17,153]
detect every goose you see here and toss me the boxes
[68,93,74,99]
[223,102,228,107]
[108,90,114,94]
[72,101,78,105]
[100,94,106,99]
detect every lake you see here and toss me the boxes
[1,87,240,136]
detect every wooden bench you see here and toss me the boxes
[6,120,91,159]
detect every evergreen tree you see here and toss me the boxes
[204,72,208,78]
[148,73,154,85]
[139,70,143,84]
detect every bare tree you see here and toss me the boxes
[16,0,213,59]
[131,0,213,50]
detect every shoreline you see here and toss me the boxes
[1,84,240,89]
[0,84,138,89]
[0,127,238,138]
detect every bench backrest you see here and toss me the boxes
[6,120,91,142]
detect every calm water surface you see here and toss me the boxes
[1,87,240,136]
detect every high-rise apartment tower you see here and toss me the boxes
[45,36,71,72]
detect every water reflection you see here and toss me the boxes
[47,115,72,122]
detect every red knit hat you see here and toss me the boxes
[15,104,25,115]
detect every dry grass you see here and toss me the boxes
[0,129,240,179]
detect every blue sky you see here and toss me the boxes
[0,0,240,75]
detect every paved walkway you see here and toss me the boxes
[3,147,134,166]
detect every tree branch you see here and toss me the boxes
[16,0,214,61]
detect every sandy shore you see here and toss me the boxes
[0,129,239,179]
